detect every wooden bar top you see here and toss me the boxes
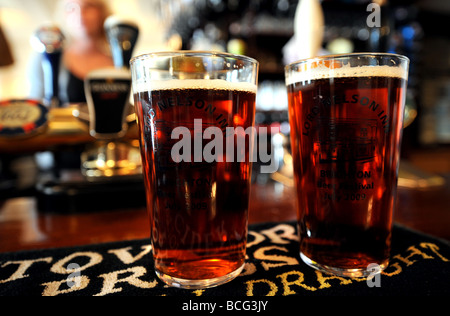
[1,168,449,253]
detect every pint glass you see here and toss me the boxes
[131,51,258,288]
[285,53,409,277]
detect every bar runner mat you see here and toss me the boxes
[0,221,449,297]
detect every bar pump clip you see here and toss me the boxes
[30,25,65,108]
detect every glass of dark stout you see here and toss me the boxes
[285,53,409,277]
[130,51,258,289]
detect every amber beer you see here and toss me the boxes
[131,52,258,289]
[286,54,409,277]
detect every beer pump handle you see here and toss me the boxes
[31,25,65,108]
[104,16,139,69]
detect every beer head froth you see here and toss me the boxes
[134,79,257,94]
[286,63,408,86]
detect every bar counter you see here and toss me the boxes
[0,154,449,297]
[0,168,449,252]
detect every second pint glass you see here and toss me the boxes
[131,52,258,288]
[286,53,409,277]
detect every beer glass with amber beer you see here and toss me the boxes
[285,53,409,277]
[130,52,258,288]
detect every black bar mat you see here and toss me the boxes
[1,221,449,296]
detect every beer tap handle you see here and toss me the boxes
[104,16,139,69]
[31,25,65,108]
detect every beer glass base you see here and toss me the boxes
[155,263,245,289]
[300,252,387,278]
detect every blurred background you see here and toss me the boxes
[1,0,449,207]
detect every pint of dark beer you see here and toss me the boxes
[285,54,409,277]
[131,52,258,289]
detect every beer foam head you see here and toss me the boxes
[133,79,257,94]
[286,56,409,85]
[86,67,131,79]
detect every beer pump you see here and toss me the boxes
[41,16,144,211]
[0,20,145,212]
[0,25,65,199]
[104,16,139,69]
[81,67,142,178]
[80,16,141,179]
[30,25,65,108]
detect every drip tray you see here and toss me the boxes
[36,173,146,213]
